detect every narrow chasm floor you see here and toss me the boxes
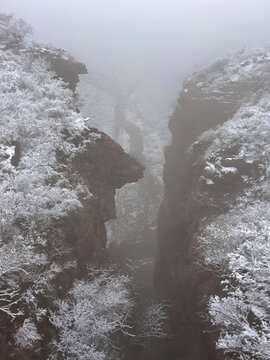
[107,227,170,360]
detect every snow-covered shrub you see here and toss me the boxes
[136,300,169,340]
[14,319,41,349]
[197,200,270,270]
[50,268,135,360]
[209,235,270,360]
[0,13,32,50]
[183,46,270,105]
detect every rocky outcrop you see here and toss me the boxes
[63,127,145,263]
[155,47,270,359]
[30,45,88,91]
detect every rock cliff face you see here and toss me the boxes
[30,45,88,91]
[155,47,270,359]
[63,127,145,265]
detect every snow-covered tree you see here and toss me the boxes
[50,267,135,360]
[14,319,42,349]
[0,13,32,50]
[209,235,270,360]
[136,300,169,340]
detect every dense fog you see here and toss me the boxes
[2,0,270,85]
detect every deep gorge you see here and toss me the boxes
[1,12,270,360]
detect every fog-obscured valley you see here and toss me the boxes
[1,1,270,359]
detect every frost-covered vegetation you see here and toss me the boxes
[0,13,94,326]
[183,46,270,105]
[190,48,270,359]
[49,265,169,359]
[50,267,135,360]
